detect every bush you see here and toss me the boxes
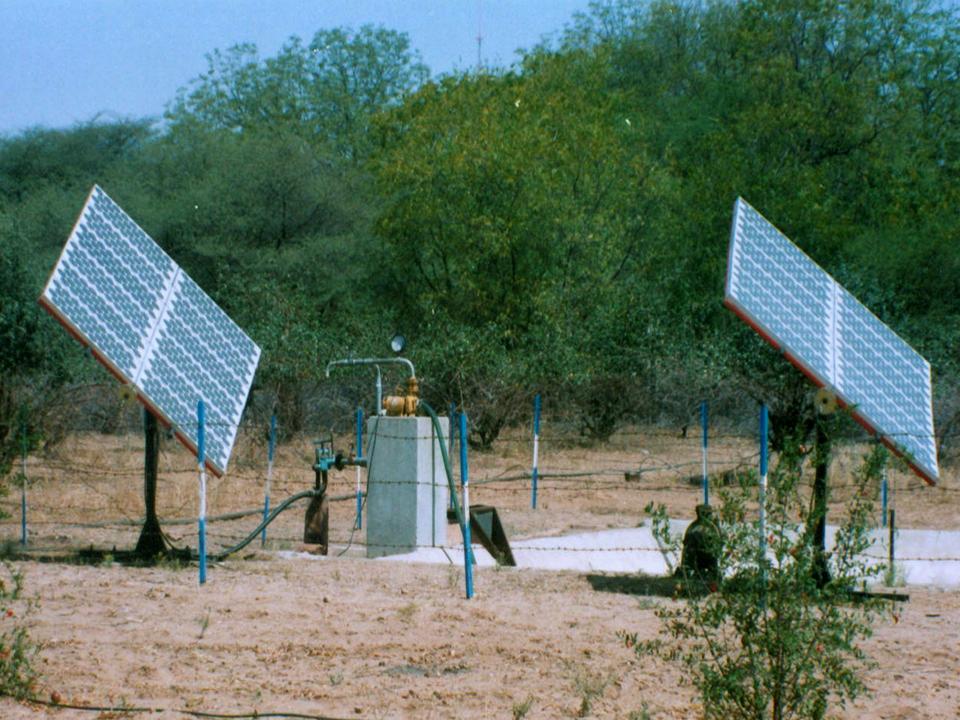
[0,563,38,699]
[625,442,888,720]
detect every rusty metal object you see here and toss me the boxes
[679,504,720,583]
[303,491,329,554]
[383,376,420,417]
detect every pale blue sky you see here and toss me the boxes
[0,0,594,135]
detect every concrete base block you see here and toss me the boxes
[365,415,449,558]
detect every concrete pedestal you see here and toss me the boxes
[365,416,449,558]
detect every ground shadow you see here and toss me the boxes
[3,545,193,568]
[586,573,682,598]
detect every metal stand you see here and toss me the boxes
[811,418,831,588]
[304,438,331,554]
[134,409,167,557]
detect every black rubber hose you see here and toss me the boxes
[202,488,320,562]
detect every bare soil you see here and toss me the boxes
[0,427,957,718]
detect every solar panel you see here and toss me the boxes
[725,197,938,484]
[39,186,261,475]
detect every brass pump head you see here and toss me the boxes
[383,375,419,417]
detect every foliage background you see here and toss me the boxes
[2,0,958,459]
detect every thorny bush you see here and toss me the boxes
[622,442,892,720]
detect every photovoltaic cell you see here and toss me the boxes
[39,186,260,475]
[725,197,938,484]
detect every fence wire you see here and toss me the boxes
[2,412,956,567]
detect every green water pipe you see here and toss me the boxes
[206,488,320,561]
[418,401,468,545]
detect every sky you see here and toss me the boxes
[0,0,594,136]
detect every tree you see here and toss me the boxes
[165,24,428,161]
[371,47,686,437]
[0,218,57,481]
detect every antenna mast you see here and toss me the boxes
[477,0,483,71]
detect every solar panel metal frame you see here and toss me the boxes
[724,197,938,485]
[39,185,261,477]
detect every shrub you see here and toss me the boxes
[624,443,888,720]
[0,563,38,699]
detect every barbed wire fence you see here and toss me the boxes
[1,396,958,565]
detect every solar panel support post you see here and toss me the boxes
[811,417,831,588]
[262,413,276,547]
[134,409,166,558]
[888,509,896,570]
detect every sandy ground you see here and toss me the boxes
[0,428,957,718]
[0,558,956,719]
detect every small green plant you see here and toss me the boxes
[626,441,889,720]
[396,602,418,623]
[883,562,905,587]
[512,695,535,719]
[156,552,188,571]
[446,565,459,590]
[0,540,19,561]
[627,704,652,720]
[196,608,211,639]
[567,662,610,718]
[329,671,344,686]
[0,562,38,698]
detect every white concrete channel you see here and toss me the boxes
[371,520,960,588]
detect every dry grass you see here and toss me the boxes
[0,427,954,719]
[0,424,956,554]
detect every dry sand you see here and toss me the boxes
[0,428,956,718]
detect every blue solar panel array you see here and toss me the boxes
[40,186,260,475]
[725,197,938,484]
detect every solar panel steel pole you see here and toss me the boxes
[198,400,207,585]
[135,408,165,558]
[812,416,830,588]
[261,413,276,547]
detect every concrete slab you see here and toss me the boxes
[376,520,960,588]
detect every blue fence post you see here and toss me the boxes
[459,411,474,599]
[355,407,364,530]
[19,412,27,546]
[881,450,888,528]
[261,413,276,547]
[531,394,541,510]
[700,400,709,507]
[198,400,207,585]
[759,404,769,565]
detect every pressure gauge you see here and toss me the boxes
[390,334,406,354]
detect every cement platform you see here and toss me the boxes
[374,520,960,588]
